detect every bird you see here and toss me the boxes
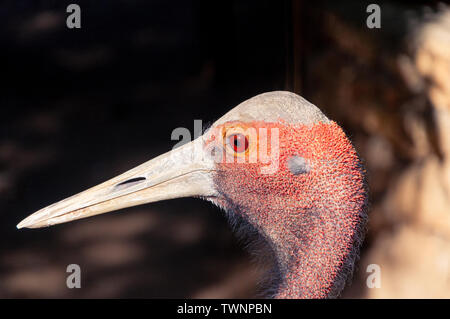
[17,91,368,299]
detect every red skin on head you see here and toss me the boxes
[208,121,367,298]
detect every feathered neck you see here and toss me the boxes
[213,121,368,298]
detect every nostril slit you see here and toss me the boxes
[115,177,146,188]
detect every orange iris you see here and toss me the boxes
[228,133,249,153]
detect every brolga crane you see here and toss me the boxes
[17,91,368,299]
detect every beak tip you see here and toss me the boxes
[17,216,35,229]
[17,220,28,229]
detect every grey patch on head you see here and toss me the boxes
[214,91,331,126]
[287,155,310,175]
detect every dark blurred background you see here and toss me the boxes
[1,0,449,298]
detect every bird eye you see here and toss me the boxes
[227,133,249,153]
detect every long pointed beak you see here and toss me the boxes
[17,138,217,229]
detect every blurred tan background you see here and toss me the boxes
[303,2,450,298]
[0,0,449,298]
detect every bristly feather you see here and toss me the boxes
[327,159,369,298]
[207,120,368,298]
[204,195,282,298]
[206,182,368,299]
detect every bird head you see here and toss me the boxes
[17,91,368,298]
